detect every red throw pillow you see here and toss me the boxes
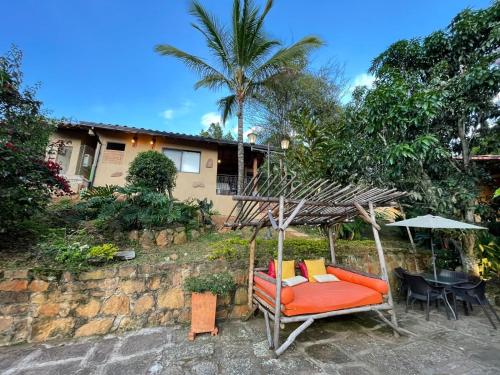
[298,262,308,279]
[268,259,276,278]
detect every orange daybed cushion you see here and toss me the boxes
[327,266,388,295]
[281,281,383,316]
[254,272,295,305]
[253,271,385,317]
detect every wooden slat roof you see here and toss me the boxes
[224,174,406,228]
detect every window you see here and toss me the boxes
[106,142,126,151]
[163,148,201,173]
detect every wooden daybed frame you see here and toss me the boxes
[224,174,413,356]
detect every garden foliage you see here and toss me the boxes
[184,272,236,296]
[0,47,70,235]
[78,187,200,230]
[126,151,177,198]
[207,237,379,264]
[38,229,118,271]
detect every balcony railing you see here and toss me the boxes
[216,174,252,195]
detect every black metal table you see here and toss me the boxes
[420,273,468,320]
[420,273,468,286]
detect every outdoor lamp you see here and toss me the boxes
[280,138,290,150]
[247,132,257,145]
[150,137,156,147]
[131,135,138,146]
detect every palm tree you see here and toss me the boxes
[155,0,323,194]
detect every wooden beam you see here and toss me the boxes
[252,157,258,194]
[354,202,381,230]
[246,224,263,309]
[275,318,314,356]
[273,196,285,350]
[232,194,383,208]
[328,225,336,264]
[247,236,257,309]
[369,201,399,337]
[282,199,306,229]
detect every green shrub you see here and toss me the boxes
[127,151,177,198]
[184,272,236,295]
[71,187,202,231]
[80,185,118,200]
[88,243,119,261]
[208,237,378,265]
[54,242,90,269]
[38,229,118,271]
[196,198,215,224]
[477,232,500,278]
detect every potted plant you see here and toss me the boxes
[184,272,236,341]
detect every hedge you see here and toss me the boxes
[208,237,385,265]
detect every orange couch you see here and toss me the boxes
[253,267,387,317]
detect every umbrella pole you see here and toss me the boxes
[430,229,437,280]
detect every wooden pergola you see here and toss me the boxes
[224,174,411,356]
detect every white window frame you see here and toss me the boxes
[163,148,201,174]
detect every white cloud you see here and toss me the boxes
[341,73,377,104]
[201,112,222,128]
[229,125,261,140]
[160,100,194,122]
[162,109,174,120]
[350,73,375,92]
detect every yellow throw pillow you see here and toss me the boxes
[304,258,327,282]
[274,260,295,280]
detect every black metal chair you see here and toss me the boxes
[393,267,408,303]
[403,272,455,321]
[451,280,500,329]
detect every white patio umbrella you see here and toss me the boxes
[387,214,486,279]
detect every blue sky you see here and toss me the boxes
[1,0,491,136]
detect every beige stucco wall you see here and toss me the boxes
[92,130,236,215]
[49,130,86,192]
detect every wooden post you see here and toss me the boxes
[247,236,256,309]
[369,202,399,336]
[252,157,258,194]
[328,225,336,264]
[273,196,285,349]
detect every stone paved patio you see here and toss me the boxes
[1,304,499,375]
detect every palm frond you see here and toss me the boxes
[249,36,324,83]
[246,38,281,66]
[194,74,231,90]
[155,44,228,82]
[190,1,233,72]
[232,0,242,64]
[218,94,237,123]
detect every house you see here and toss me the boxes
[48,121,266,216]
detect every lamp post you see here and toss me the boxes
[247,131,290,180]
[280,137,289,178]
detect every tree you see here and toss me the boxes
[0,47,70,235]
[331,2,500,274]
[248,61,346,180]
[199,122,234,141]
[127,151,177,199]
[250,61,345,141]
[155,0,323,194]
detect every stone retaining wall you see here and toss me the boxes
[0,260,248,346]
[127,225,210,250]
[0,241,430,347]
